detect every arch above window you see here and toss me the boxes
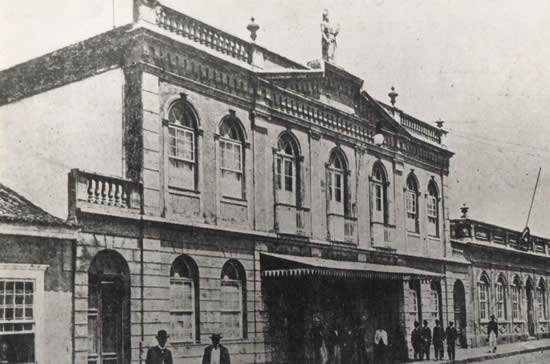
[427,180,440,237]
[219,115,246,142]
[329,149,348,171]
[327,148,349,216]
[371,161,389,225]
[372,162,388,184]
[168,100,198,129]
[275,132,302,205]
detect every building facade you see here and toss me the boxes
[0,1,471,363]
[451,211,550,348]
[0,183,76,363]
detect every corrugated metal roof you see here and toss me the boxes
[261,252,443,280]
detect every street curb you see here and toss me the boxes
[437,345,550,363]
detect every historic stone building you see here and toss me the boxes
[451,208,550,348]
[0,1,466,363]
[0,182,76,363]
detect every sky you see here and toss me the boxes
[2,0,550,235]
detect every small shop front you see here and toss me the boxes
[261,253,442,364]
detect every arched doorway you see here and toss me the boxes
[526,279,536,337]
[88,250,131,364]
[453,280,467,348]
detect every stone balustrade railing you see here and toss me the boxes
[399,113,441,144]
[154,4,249,63]
[68,169,142,219]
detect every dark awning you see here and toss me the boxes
[261,252,443,281]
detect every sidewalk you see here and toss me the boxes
[420,338,550,363]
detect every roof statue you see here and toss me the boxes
[321,9,340,63]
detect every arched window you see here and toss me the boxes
[170,255,199,343]
[371,162,388,224]
[512,275,522,320]
[496,275,507,320]
[219,116,245,199]
[478,273,490,320]
[327,149,349,216]
[167,100,199,190]
[409,280,422,322]
[427,181,439,237]
[431,281,442,322]
[537,279,547,321]
[275,133,301,205]
[406,174,419,233]
[221,260,247,339]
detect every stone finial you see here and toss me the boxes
[388,86,398,106]
[436,120,444,128]
[247,17,260,42]
[460,203,469,219]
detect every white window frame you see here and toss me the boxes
[496,281,506,320]
[169,277,195,343]
[406,188,418,231]
[168,124,195,163]
[328,167,344,216]
[275,153,296,206]
[537,284,547,321]
[0,264,46,363]
[512,284,521,320]
[220,279,243,339]
[427,193,439,236]
[479,280,489,321]
[220,138,243,174]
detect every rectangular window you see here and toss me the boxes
[496,284,505,320]
[170,278,194,342]
[220,139,243,199]
[512,286,520,320]
[431,290,439,319]
[275,158,282,190]
[168,125,195,190]
[0,279,35,363]
[537,289,547,320]
[375,184,383,212]
[406,191,418,231]
[284,160,294,192]
[220,281,242,339]
[427,196,439,236]
[479,283,488,320]
[168,126,194,162]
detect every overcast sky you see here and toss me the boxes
[2,0,550,236]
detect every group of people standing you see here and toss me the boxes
[308,315,395,364]
[411,320,458,361]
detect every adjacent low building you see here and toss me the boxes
[451,207,550,348]
[0,182,76,363]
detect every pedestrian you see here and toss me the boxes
[202,333,231,364]
[445,321,458,361]
[487,314,498,353]
[328,324,343,364]
[374,325,388,364]
[146,330,173,364]
[341,326,355,364]
[421,320,432,360]
[411,320,422,360]
[309,315,329,364]
[356,315,368,364]
[433,320,444,360]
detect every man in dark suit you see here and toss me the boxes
[433,320,445,360]
[202,333,231,364]
[421,320,432,360]
[411,320,422,360]
[445,321,458,361]
[146,330,173,364]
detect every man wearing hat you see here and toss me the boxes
[202,333,231,364]
[146,330,173,364]
[488,314,498,353]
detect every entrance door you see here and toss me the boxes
[453,280,467,348]
[527,281,536,337]
[100,279,124,364]
[88,251,130,364]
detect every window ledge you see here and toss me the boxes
[428,236,441,241]
[407,232,421,238]
[168,186,201,198]
[221,196,248,207]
